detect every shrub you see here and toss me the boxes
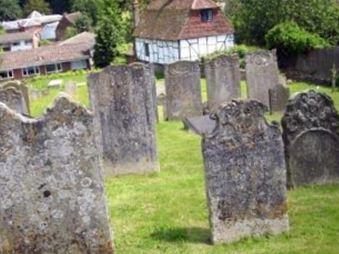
[265,22,329,56]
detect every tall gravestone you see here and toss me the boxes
[0,87,29,115]
[88,63,159,176]
[245,50,280,107]
[1,80,30,115]
[164,61,202,120]
[202,100,289,244]
[205,54,241,111]
[282,90,339,187]
[0,95,114,253]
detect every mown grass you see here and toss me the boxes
[27,75,339,253]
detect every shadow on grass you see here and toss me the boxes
[151,227,211,244]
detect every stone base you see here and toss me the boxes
[211,216,289,244]
[103,159,160,176]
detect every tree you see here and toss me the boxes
[24,0,51,16]
[227,0,339,46]
[0,0,22,21]
[93,0,122,68]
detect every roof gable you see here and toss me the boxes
[134,0,233,40]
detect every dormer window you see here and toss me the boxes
[201,9,213,22]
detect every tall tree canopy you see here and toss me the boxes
[227,0,339,46]
[24,0,51,16]
[0,0,22,21]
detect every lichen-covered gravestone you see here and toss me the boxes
[245,50,280,106]
[205,54,241,111]
[164,61,203,120]
[88,63,159,176]
[202,100,289,244]
[282,90,339,187]
[0,95,114,253]
[0,87,29,115]
[1,80,30,115]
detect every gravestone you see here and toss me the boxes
[0,87,29,115]
[183,115,216,136]
[1,80,30,115]
[0,95,114,253]
[205,54,241,111]
[202,100,289,244]
[245,50,280,106]
[164,61,203,120]
[282,90,339,187]
[88,63,159,176]
[269,84,290,113]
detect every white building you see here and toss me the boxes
[133,0,234,64]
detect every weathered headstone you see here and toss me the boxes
[269,84,290,113]
[164,61,203,120]
[245,50,280,106]
[0,95,114,253]
[88,63,159,176]
[202,100,289,244]
[1,80,30,115]
[183,115,216,136]
[205,54,241,111]
[0,87,29,115]
[282,90,339,187]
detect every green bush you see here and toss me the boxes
[265,22,329,56]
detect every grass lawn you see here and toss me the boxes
[26,75,339,253]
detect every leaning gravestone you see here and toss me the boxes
[1,80,30,114]
[0,95,114,253]
[0,87,29,115]
[205,54,241,111]
[282,90,339,187]
[88,63,159,176]
[202,100,289,244]
[245,50,280,107]
[164,61,203,120]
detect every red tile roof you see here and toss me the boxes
[133,0,233,40]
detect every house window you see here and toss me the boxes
[0,70,13,80]
[46,63,62,74]
[144,43,150,57]
[201,9,213,22]
[22,66,40,77]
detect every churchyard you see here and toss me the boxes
[13,65,338,253]
[1,52,339,253]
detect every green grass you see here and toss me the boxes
[106,121,339,253]
[25,75,339,253]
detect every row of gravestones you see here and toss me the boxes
[0,62,339,252]
[163,49,289,122]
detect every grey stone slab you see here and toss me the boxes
[164,61,203,120]
[88,63,159,176]
[282,90,339,187]
[0,95,114,253]
[0,87,29,115]
[183,115,216,136]
[1,80,30,115]
[202,100,289,244]
[205,54,241,111]
[245,50,280,106]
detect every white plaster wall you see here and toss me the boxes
[136,34,234,64]
[11,40,33,51]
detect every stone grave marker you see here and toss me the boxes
[245,50,280,106]
[202,100,289,244]
[88,63,159,176]
[0,95,114,253]
[164,61,203,120]
[205,54,241,111]
[183,115,216,136]
[282,90,339,187]
[1,80,30,115]
[0,87,29,115]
